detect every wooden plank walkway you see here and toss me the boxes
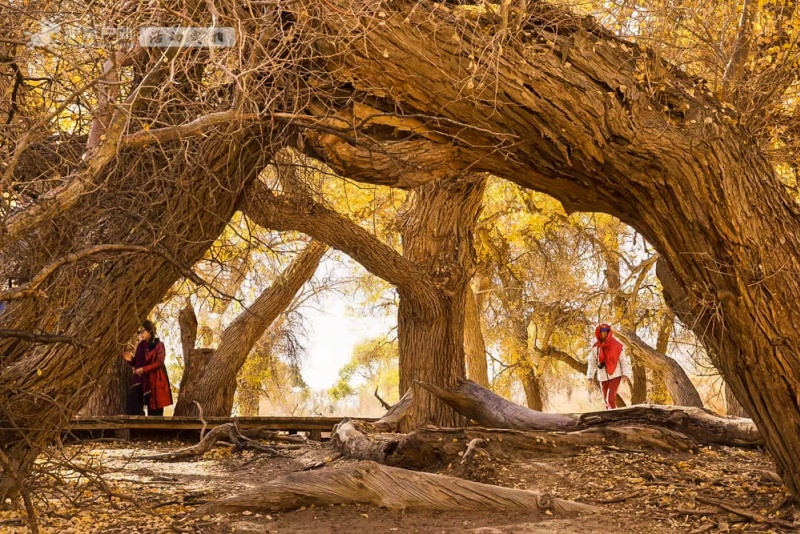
[70,415,375,433]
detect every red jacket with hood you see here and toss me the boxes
[593,323,624,375]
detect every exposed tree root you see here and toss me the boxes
[386,425,698,470]
[196,461,600,516]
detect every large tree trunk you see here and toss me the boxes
[174,240,327,416]
[307,0,800,498]
[398,175,486,430]
[0,127,274,498]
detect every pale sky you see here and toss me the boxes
[297,292,395,390]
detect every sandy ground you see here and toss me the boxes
[1,436,797,533]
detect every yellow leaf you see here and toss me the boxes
[36,369,43,376]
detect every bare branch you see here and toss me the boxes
[0,329,93,348]
[241,180,442,319]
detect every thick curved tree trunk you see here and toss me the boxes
[174,240,327,416]
[307,0,800,498]
[0,128,274,498]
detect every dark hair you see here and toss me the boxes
[142,319,156,338]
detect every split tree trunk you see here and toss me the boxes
[174,240,327,416]
[242,173,486,429]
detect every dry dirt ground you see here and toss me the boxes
[1,435,798,533]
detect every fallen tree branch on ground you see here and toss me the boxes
[196,461,600,516]
[374,387,391,411]
[419,378,761,446]
[695,496,797,529]
[134,423,298,461]
[332,419,399,462]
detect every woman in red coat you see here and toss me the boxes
[122,320,173,416]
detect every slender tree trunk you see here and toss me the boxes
[398,175,486,431]
[615,329,703,407]
[721,0,754,103]
[464,284,489,387]
[520,367,544,411]
[726,381,750,418]
[174,241,327,416]
[630,359,647,404]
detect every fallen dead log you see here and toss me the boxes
[135,423,298,461]
[419,378,762,446]
[332,418,397,462]
[196,461,600,516]
[387,425,698,469]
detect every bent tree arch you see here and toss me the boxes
[299,0,800,498]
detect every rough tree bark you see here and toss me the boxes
[726,381,750,418]
[464,284,490,387]
[242,174,486,429]
[80,355,132,417]
[398,175,487,430]
[175,301,217,413]
[420,378,761,447]
[174,241,327,416]
[198,460,598,517]
[306,0,800,498]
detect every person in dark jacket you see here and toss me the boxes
[122,320,173,416]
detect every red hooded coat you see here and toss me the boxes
[593,323,623,375]
[135,339,174,410]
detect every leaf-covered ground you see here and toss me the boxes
[2,437,798,533]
